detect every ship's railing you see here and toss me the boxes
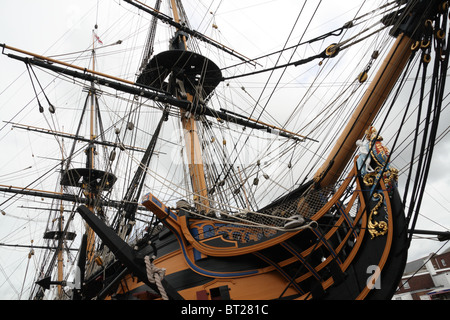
[186,166,358,244]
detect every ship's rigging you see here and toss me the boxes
[0,0,449,300]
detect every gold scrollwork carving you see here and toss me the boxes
[363,169,380,186]
[359,126,394,239]
[363,167,398,189]
[367,193,388,239]
[383,167,398,188]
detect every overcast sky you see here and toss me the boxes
[1,0,449,299]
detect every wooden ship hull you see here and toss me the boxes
[1,0,449,301]
[81,159,407,300]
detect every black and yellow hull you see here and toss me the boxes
[90,160,407,300]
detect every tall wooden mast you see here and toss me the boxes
[85,30,98,262]
[57,140,65,298]
[169,0,210,214]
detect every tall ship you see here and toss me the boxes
[0,0,449,300]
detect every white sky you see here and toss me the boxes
[0,0,449,299]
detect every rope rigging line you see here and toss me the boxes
[222,50,329,81]
[124,0,254,65]
[388,7,450,244]
[215,2,397,193]
[397,240,450,292]
[220,0,399,73]
[222,21,389,82]
[120,140,358,234]
[274,3,399,164]
[389,92,450,175]
[210,1,322,197]
[356,52,418,210]
[221,1,400,81]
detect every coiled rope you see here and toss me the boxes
[144,255,168,300]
